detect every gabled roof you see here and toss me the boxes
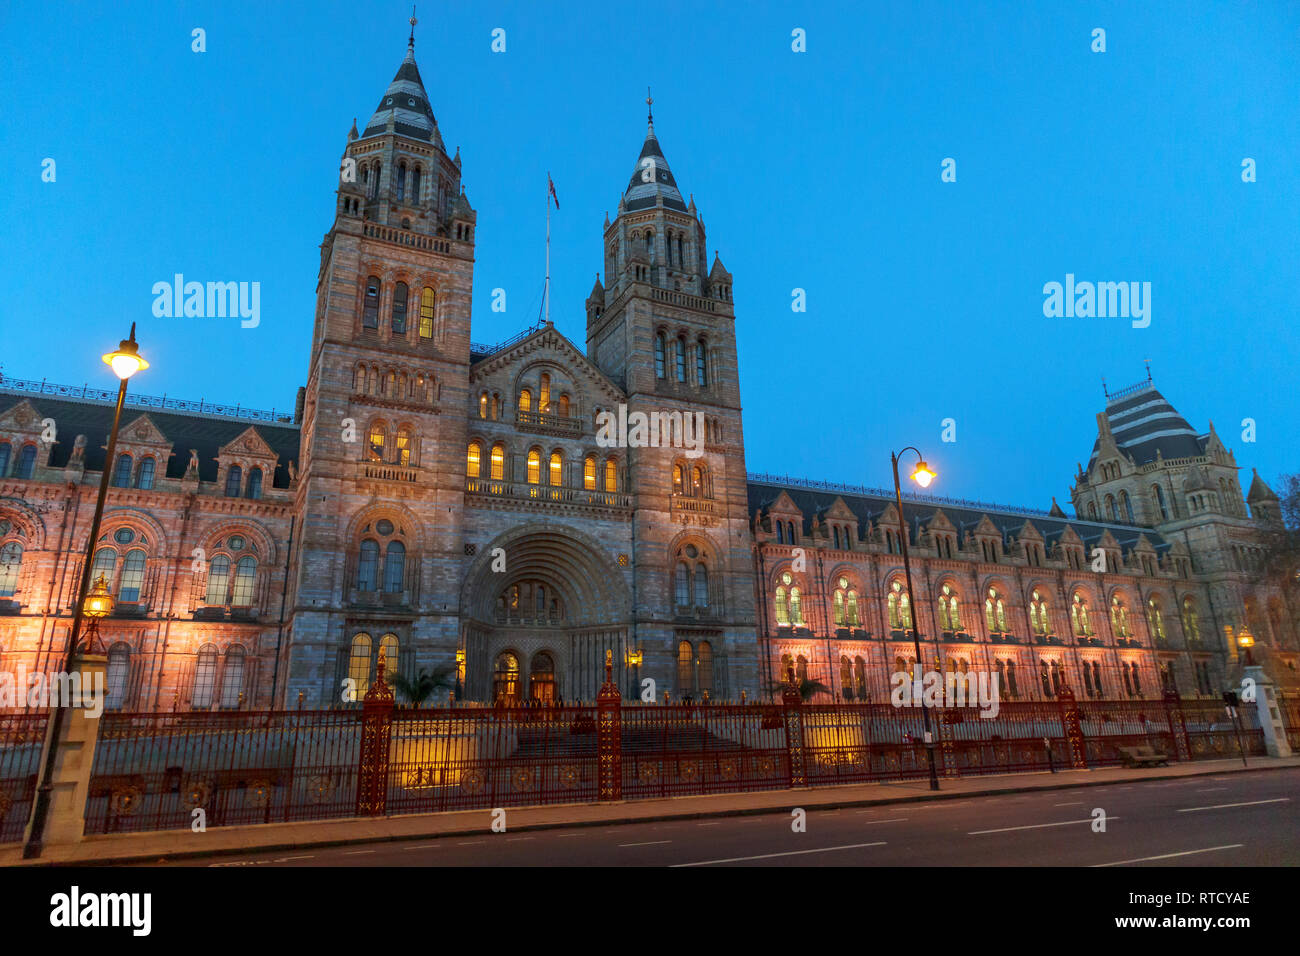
[1247,467,1279,502]
[0,388,299,488]
[360,42,440,144]
[623,113,687,213]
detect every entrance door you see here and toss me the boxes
[493,651,520,704]
[528,651,556,702]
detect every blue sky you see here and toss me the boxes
[2,1,1297,508]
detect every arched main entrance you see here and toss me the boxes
[529,651,556,701]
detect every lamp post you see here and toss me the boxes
[891,447,941,792]
[23,324,148,859]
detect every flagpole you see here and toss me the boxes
[545,171,551,326]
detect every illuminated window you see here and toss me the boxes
[379,634,399,677]
[984,587,1007,633]
[604,458,617,492]
[789,587,803,626]
[479,392,489,419]
[938,584,961,631]
[549,451,562,486]
[583,455,597,489]
[1110,596,1130,638]
[677,641,694,696]
[220,646,245,708]
[467,442,482,478]
[418,287,435,338]
[395,428,412,466]
[672,464,683,495]
[833,589,845,625]
[888,580,912,629]
[0,541,22,597]
[490,443,505,481]
[349,633,372,700]
[1071,593,1092,636]
[518,388,532,412]
[231,556,256,605]
[775,585,789,625]
[527,449,541,484]
[847,589,860,627]
[539,374,551,411]
[118,549,146,602]
[368,422,386,461]
[1030,590,1051,635]
[1147,597,1165,641]
[1182,598,1200,643]
[205,554,230,605]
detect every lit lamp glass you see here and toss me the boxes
[910,460,936,488]
[627,649,644,667]
[101,329,149,381]
[1237,627,1255,665]
[82,574,114,619]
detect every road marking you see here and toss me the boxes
[343,849,375,855]
[969,817,1118,835]
[402,844,440,850]
[457,840,485,845]
[274,855,314,862]
[1195,787,1228,792]
[619,840,672,847]
[506,836,535,842]
[863,818,909,825]
[1176,798,1290,813]
[1091,844,1243,867]
[672,841,887,867]
[1053,801,1084,806]
[555,834,582,838]
[697,821,723,827]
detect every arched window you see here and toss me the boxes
[1120,491,1134,523]
[112,454,133,488]
[230,555,256,606]
[698,641,714,695]
[1153,485,1168,520]
[395,161,407,201]
[985,588,1007,633]
[549,450,562,486]
[490,443,505,481]
[418,287,435,339]
[787,521,796,544]
[655,333,666,379]
[357,540,380,591]
[846,588,860,626]
[1182,598,1201,643]
[224,465,242,498]
[775,585,790,625]
[696,339,708,386]
[205,554,230,605]
[789,587,803,626]
[363,276,381,329]
[526,448,541,484]
[691,466,704,497]
[604,458,617,492]
[1030,589,1051,635]
[833,588,845,625]
[245,467,263,499]
[383,540,406,594]
[518,388,532,413]
[134,458,155,490]
[675,338,686,382]
[672,464,684,495]
[467,442,482,478]
[1106,495,1118,521]
[368,422,386,460]
[0,443,10,476]
[392,282,408,334]
[349,633,373,700]
[392,427,411,466]
[105,644,130,709]
[938,584,961,631]
[675,562,690,606]
[493,651,520,702]
[411,166,421,203]
[220,646,246,708]
[379,634,399,678]
[1147,597,1165,642]
[776,521,784,544]
[192,644,219,709]
[583,455,597,490]
[694,564,709,607]
[118,549,146,602]
[1071,593,1091,636]
[91,547,117,594]
[15,445,35,478]
[0,541,23,597]
[539,374,551,412]
[677,641,695,697]
[1110,596,1130,638]
[888,580,912,629]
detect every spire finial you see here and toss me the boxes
[646,86,654,124]
[1144,358,1152,381]
[1102,376,1109,398]
[409,6,417,48]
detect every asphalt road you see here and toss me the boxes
[148,768,1298,867]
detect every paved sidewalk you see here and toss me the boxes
[4,755,1296,866]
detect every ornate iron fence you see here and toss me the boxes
[0,712,48,843]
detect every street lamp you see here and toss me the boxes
[891,447,941,792]
[23,324,148,859]
[1237,627,1255,667]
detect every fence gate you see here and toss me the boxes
[355,660,395,816]
[1056,687,1088,769]
[1163,690,1191,761]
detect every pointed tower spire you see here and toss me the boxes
[359,23,439,143]
[623,92,686,212]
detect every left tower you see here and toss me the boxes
[286,26,476,705]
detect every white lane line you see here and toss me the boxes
[697,821,723,827]
[1176,798,1290,813]
[343,849,375,855]
[672,841,887,867]
[969,817,1119,835]
[1091,844,1244,868]
[456,840,485,845]
[862,818,909,825]
[506,836,535,842]
[618,840,672,847]
[555,834,582,838]
[402,844,440,850]
[1195,787,1228,792]
[1053,801,1084,806]
[274,855,314,862]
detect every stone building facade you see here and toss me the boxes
[0,38,1294,710]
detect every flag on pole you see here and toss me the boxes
[548,173,559,210]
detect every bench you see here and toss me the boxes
[1117,745,1169,767]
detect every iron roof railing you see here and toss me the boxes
[0,377,297,425]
